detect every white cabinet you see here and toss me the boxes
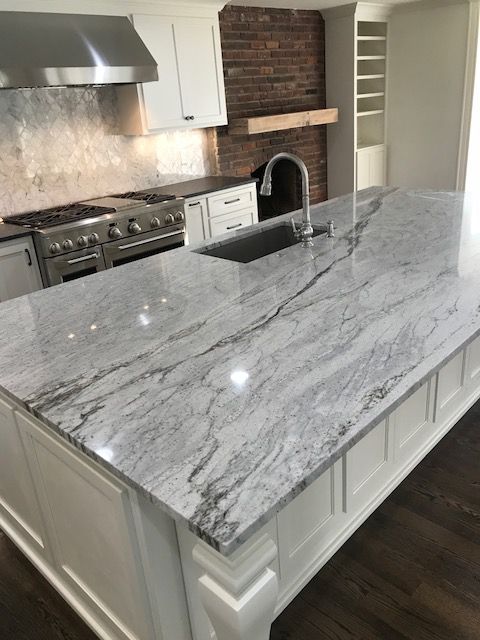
[356,144,386,190]
[0,400,49,558]
[117,11,227,134]
[184,183,259,245]
[323,4,391,196]
[185,197,208,245]
[0,236,43,302]
[0,402,191,640]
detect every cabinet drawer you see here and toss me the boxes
[208,209,255,238]
[207,185,257,218]
[184,197,208,245]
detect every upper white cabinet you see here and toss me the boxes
[0,236,43,303]
[117,11,227,135]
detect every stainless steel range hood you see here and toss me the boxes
[0,11,158,89]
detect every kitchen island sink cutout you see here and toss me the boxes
[194,221,326,263]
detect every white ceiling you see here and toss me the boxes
[228,0,419,10]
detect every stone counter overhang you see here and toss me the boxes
[0,186,478,556]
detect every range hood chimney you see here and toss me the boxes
[0,11,158,89]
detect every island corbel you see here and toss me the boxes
[192,534,279,640]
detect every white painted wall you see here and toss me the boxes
[387,2,470,190]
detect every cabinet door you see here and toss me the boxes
[370,146,386,186]
[21,416,155,640]
[356,145,386,191]
[0,400,48,557]
[0,237,42,302]
[185,198,208,244]
[356,151,371,190]
[132,14,186,131]
[130,14,227,133]
[174,16,227,127]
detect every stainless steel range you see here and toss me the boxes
[7,190,185,286]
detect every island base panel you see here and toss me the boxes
[177,334,480,640]
[1,336,480,640]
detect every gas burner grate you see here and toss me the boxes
[113,191,176,205]
[7,203,117,229]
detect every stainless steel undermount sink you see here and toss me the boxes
[194,222,326,264]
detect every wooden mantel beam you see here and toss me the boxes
[229,108,339,136]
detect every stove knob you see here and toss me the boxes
[164,213,175,225]
[62,239,74,251]
[108,226,122,240]
[151,216,161,229]
[174,211,185,223]
[128,222,141,234]
[77,235,88,248]
[88,233,100,245]
[49,242,61,255]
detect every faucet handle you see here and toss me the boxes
[326,220,335,238]
[290,217,298,235]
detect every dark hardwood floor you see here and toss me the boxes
[1,402,479,640]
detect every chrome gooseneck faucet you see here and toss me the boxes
[260,152,334,247]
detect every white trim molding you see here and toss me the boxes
[457,0,480,190]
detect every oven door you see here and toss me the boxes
[102,227,185,269]
[43,247,107,286]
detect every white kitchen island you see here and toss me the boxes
[1,187,480,640]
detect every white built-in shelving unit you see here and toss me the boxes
[322,3,392,197]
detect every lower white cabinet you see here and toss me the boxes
[0,236,43,302]
[3,336,480,640]
[184,183,259,245]
[356,144,386,191]
[0,399,49,559]
[0,404,191,640]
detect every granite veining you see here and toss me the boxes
[0,187,479,555]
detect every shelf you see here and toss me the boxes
[357,109,384,117]
[357,55,386,61]
[357,36,386,41]
[229,108,339,135]
[357,74,385,80]
[357,92,385,99]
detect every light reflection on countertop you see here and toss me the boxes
[0,187,479,555]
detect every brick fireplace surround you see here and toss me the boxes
[213,5,328,207]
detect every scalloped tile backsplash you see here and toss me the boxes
[0,86,212,217]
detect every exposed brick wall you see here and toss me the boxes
[213,5,328,204]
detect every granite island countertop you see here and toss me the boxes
[0,187,479,556]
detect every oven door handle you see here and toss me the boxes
[66,253,99,265]
[117,230,184,251]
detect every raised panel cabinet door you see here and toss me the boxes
[132,14,186,131]
[356,150,371,191]
[185,198,208,244]
[174,17,227,126]
[370,146,386,186]
[0,238,42,302]
[23,418,155,640]
[0,401,47,555]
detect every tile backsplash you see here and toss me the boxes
[0,86,212,217]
